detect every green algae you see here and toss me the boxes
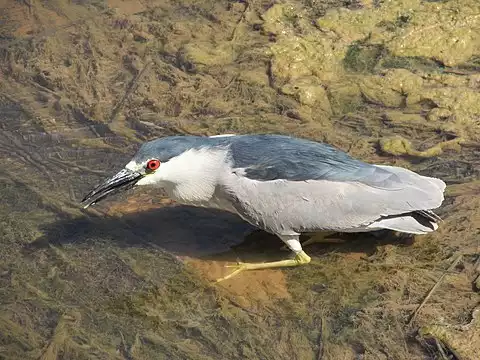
[268,34,345,85]
[317,0,480,67]
[380,136,462,158]
[280,76,332,112]
[426,107,453,122]
[1,0,480,359]
[263,0,480,141]
[180,42,235,70]
[358,69,423,107]
[261,3,303,37]
[344,42,385,73]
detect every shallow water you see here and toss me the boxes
[1,1,479,359]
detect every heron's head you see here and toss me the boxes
[81,136,228,208]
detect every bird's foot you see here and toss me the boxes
[215,251,311,282]
[215,262,250,282]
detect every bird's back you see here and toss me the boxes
[204,134,401,188]
[143,133,439,191]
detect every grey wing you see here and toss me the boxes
[312,177,445,233]
[227,135,403,188]
[224,174,445,235]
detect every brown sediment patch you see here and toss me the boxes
[0,1,68,38]
[182,256,291,305]
[341,251,368,262]
[106,0,147,16]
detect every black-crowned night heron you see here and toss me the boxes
[82,134,446,281]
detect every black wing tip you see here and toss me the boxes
[415,209,443,223]
[409,210,442,231]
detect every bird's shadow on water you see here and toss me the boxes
[27,205,414,262]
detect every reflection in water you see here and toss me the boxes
[32,205,254,257]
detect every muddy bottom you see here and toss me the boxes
[0,0,479,359]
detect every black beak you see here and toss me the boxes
[81,168,143,208]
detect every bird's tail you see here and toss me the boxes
[366,209,442,234]
[365,164,445,234]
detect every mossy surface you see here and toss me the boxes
[0,0,479,359]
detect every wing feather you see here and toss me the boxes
[227,135,402,187]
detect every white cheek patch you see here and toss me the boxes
[125,160,139,171]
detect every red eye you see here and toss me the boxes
[146,159,160,171]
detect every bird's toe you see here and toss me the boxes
[215,263,247,283]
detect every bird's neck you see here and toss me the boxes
[159,147,230,204]
[163,181,214,205]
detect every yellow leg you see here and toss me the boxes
[280,231,341,250]
[215,251,311,282]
